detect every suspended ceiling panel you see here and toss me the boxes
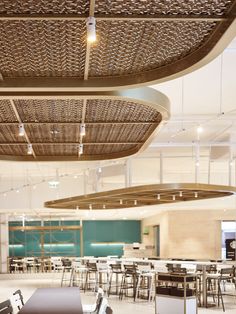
[0,87,169,161]
[44,183,236,210]
[0,1,235,90]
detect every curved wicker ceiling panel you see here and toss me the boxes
[44,183,236,210]
[0,88,169,161]
[0,1,235,89]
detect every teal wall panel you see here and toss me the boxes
[83,220,141,257]
[9,220,141,258]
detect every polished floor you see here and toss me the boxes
[0,275,236,313]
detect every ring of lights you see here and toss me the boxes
[44,183,236,210]
[0,87,169,161]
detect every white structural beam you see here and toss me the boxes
[0,214,9,273]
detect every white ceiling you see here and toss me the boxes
[1,36,236,220]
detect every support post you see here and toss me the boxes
[0,214,9,273]
[160,151,163,184]
[80,220,84,257]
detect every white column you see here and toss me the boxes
[0,214,9,273]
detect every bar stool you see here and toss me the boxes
[84,262,98,293]
[119,264,139,301]
[97,261,110,292]
[135,263,155,302]
[71,260,87,289]
[207,267,236,312]
[108,263,123,296]
[61,266,74,287]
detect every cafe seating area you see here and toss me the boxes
[3,256,236,313]
[0,1,236,314]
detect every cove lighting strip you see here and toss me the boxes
[41,243,75,247]
[91,242,125,246]
[9,244,24,248]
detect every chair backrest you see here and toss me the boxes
[220,267,234,277]
[124,264,138,275]
[87,262,97,271]
[136,262,152,272]
[97,262,108,271]
[12,290,24,310]
[97,297,108,314]
[172,267,187,274]
[0,299,13,314]
[110,264,122,272]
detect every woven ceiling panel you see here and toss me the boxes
[15,99,84,122]
[0,125,27,143]
[95,0,233,16]
[85,99,160,122]
[0,0,89,14]
[25,124,81,143]
[83,124,154,143]
[33,144,77,156]
[89,20,216,77]
[0,145,26,156]
[0,20,86,77]
[84,144,138,155]
[0,100,18,122]
[0,1,234,87]
[0,93,166,161]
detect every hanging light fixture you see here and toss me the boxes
[86,17,96,43]
[179,191,183,197]
[19,123,25,137]
[157,194,161,200]
[172,195,176,201]
[48,169,60,189]
[197,125,203,134]
[194,192,198,198]
[27,143,33,155]
[80,123,86,137]
[78,144,83,156]
[134,200,137,206]
[119,199,123,205]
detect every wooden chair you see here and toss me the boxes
[0,300,13,314]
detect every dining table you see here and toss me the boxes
[18,287,83,314]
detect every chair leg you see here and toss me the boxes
[135,275,141,301]
[218,280,225,312]
[108,272,113,297]
[149,277,154,302]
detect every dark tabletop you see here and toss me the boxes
[18,287,83,314]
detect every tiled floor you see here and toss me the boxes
[0,275,236,313]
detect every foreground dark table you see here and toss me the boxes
[18,287,83,314]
